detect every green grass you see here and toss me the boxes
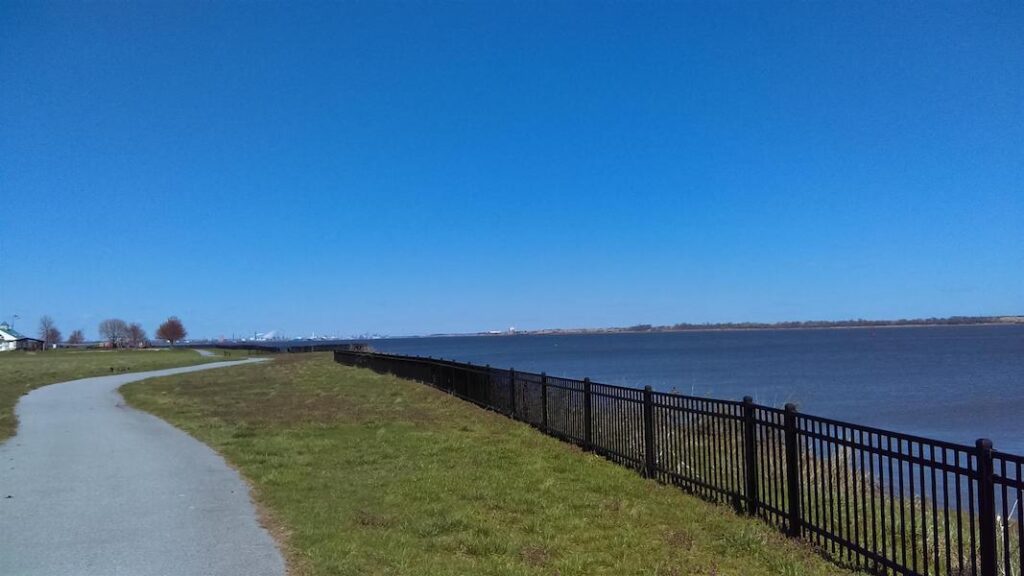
[0,347,243,441]
[122,353,857,576]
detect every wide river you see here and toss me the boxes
[362,325,1024,455]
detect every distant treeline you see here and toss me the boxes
[620,315,1020,332]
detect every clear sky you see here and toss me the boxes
[2,2,1021,339]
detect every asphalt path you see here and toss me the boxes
[0,359,285,576]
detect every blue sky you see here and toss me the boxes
[2,2,1021,339]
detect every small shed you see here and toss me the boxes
[0,322,44,352]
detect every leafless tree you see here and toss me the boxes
[38,316,54,341]
[45,326,62,348]
[98,318,129,348]
[67,329,86,345]
[156,317,187,347]
[38,316,61,349]
[127,323,148,348]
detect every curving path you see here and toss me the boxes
[0,359,285,576]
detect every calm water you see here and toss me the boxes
[363,325,1024,455]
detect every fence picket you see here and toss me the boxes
[743,396,759,516]
[643,386,656,478]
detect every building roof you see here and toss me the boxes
[0,323,41,342]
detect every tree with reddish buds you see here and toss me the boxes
[156,317,187,347]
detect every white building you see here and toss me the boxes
[0,322,44,352]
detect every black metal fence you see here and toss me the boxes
[334,349,1022,576]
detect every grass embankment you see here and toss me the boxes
[0,347,246,441]
[123,353,855,576]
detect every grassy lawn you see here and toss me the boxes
[0,347,247,441]
[122,353,855,576]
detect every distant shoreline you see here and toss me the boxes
[206,317,1024,344]
[441,316,1024,339]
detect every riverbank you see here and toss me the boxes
[369,325,1024,456]
[122,353,856,576]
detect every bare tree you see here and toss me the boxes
[127,322,148,348]
[38,316,54,341]
[39,316,61,349]
[156,316,187,347]
[46,326,62,348]
[98,319,129,348]
[67,329,86,345]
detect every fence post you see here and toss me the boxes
[484,364,491,407]
[583,377,592,450]
[976,438,997,576]
[509,368,517,419]
[643,386,656,478]
[541,372,549,432]
[742,396,759,516]
[784,403,801,537]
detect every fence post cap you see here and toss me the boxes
[743,395,754,404]
[644,385,653,392]
[784,403,797,413]
[976,438,993,451]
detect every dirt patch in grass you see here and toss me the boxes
[518,544,551,567]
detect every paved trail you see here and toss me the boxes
[0,359,286,576]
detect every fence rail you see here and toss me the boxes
[332,349,1022,576]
